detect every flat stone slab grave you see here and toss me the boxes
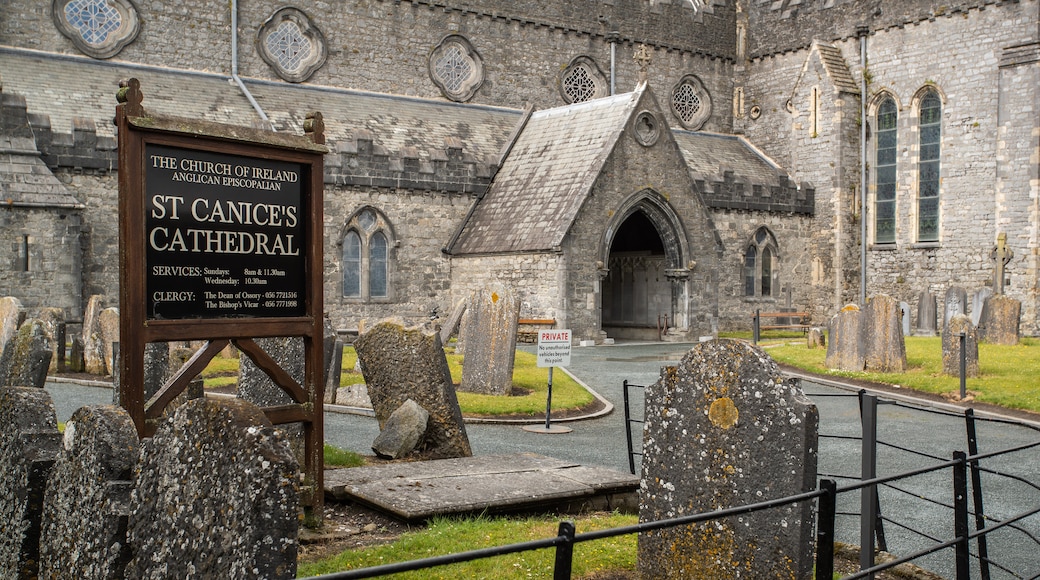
[324,453,639,522]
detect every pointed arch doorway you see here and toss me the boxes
[601,194,689,341]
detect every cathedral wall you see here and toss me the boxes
[448,253,565,328]
[53,172,119,314]
[0,206,83,317]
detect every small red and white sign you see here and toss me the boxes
[536,329,572,368]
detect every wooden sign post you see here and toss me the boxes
[116,78,328,524]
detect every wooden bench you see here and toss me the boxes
[516,318,556,343]
[751,310,810,344]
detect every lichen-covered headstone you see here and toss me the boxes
[36,308,65,374]
[943,286,967,328]
[126,398,299,579]
[638,340,818,579]
[458,288,520,395]
[825,304,864,371]
[0,297,26,362]
[863,294,907,373]
[0,387,62,578]
[39,405,138,578]
[99,307,120,377]
[971,287,993,326]
[371,399,430,459]
[81,295,107,375]
[942,315,979,378]
[915,290,936,336]
[439,298,467,347]
[807,327,825,349]
[354,321,471,459]
[978,294,1021,346]
[0,319,55,389]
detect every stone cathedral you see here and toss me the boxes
[0,0,1037,342]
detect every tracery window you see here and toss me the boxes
[429,35,485,102]
[559,57,608,104]
[257,8,327,83]
[874,95,898,244]
[743,228,778,298]
[670,74,712,130]
[341,208,394,300]
[52,0,140,59]
[917,89,942,242]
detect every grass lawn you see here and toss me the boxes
[201,345,593,417]
[740,332,1040,414]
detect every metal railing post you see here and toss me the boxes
[953,451,970,580]
[623,381,636,475]
[859,392,878,578]
[964,409,991,580]
[753,308,761,344]
[553,521,575,580]
[959,332,967,400]
[815,479,837,580]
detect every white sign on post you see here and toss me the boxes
[536,329,572,367]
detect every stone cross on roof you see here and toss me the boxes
[634,44,652,83]
[991,232,1014,295]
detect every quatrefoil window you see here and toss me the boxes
[559,57,608,104]
[429,35,484,102]
[670,74,712,130]
[52,0,140,59]
[257,8,327,83]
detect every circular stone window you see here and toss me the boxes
[429,35,485,102]
[52,0,140,59]
[670,74,712,130]
[632,111,660,147]
[559,56,608,104]
[257,8,327,83]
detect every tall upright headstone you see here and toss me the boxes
[639,340,818,579]
[825,304,864,371]
[0,297,26,362]
[0,387,62,578]
[942,315,979,378]
[990,232,1014,295]
[458,287,520,396]
[943,287,967,328]
[978,294,1021,346]
[39,405,138,578]
[36,308,65,373]
[863,294,907,373]
[915,290,937,336]
[127,398,300,579]
[81,295,107,375]
[971,287,993,326]
[354,321,471,459]
[899,300,911,337]
[0,319,55,388]
[99,307,120,377]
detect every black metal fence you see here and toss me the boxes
[305,385,1040,579]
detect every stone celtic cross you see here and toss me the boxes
[991,232,1014,295]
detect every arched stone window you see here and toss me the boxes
[670,74,712,130]
[52,0,140,59]
[559,56,608,104]
[257,8,327,83]
[743,227,778,298]
[429,35,485,102]
[341,208,395,300]
[874,94,898,244]
[917,88,942,242]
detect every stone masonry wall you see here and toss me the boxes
[0,0,737,131]
[448,253,564,329]
[0,207,83,317]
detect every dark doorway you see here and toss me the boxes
[602,211,672,339]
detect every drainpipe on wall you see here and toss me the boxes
[859,26,869,306]
[608,31,619,96]
[230,0,271,127]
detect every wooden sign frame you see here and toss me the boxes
[115,78,328,523]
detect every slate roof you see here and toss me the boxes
[0,47,521,161]
[814,42,860,95]
[672,130,788,187]
[448,89,644,255]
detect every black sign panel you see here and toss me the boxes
[145,144,306,319]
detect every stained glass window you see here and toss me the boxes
[342,231,361,297]
[563,66,597,103]
[266,21,311,73]
[875,96,898,244]
[918,90,941,242]
[65,0,121,45]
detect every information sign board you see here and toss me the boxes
[536,329,572,367]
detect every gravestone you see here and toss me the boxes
[915,290,937,336]
[0,319,55,388]
[943,287,967,328]
[971,287,994,327]
[807,327,826,349]
[639,339,818,579]
[0,387,62,578]
[459,288,520,396]
[39,405,138,578]
[324,338,344,404]
[371,399,430,459]
[354,321,471,459]
[439,298,467,347]
[126,398,299,579]
[978,294,1021,346]
[863,294,907,373]
[36,308,65,373]
[825,304,864,371]
[81,295,107,375]
[942,315,979,378]
[99,307,120,377]
[238,336,306,460]
[900,301,911,337]
[0,296,25,361]
[990,232,1014,295]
